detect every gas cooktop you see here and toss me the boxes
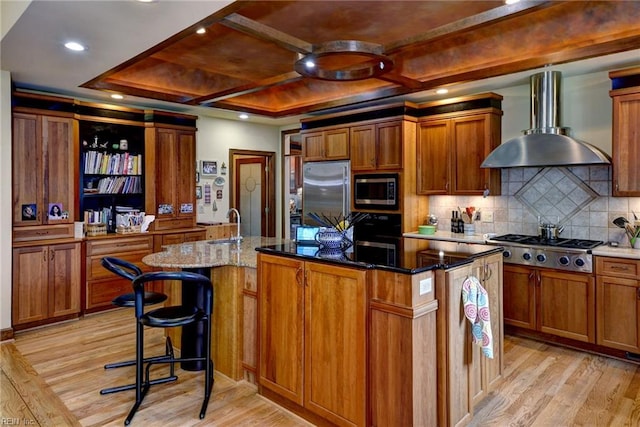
[491,234,603,250]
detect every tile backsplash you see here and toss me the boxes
[428,166,640,247]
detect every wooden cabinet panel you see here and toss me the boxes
[87,235,153,257]
[12,242,81,327]
[538,269,594,343]
[242,267,258,383]
[503,265,536,329]
[596,256,640,352]
[205,224,235,240]
[350,120,403,171]
[304,262,367,427]
[176,131,196,219]
[12,113,75,234]
[611,91,640,196]
[302,128,349,161]
[417,109,501,196]
[259,254,305,405]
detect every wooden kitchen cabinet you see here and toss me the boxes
[350,120,402,171]
[145,112,198,231]
[416,94,502,196]
[12,242,81,328]
[504,264,595,343]
[437,253,503,427]
[301,127,349,161]
[12,110,76,241]
[596,256,640,352]
[85,235,154,312]
[610,68,640,197]
[258,253,367,427]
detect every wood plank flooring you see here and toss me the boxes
[3,308,640,426]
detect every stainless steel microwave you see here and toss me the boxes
[353,173,398,210]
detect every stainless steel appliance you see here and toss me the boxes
[302,160,350,226]
[489,234,603,273]
[353,213,402,267]
[353,173,399,210]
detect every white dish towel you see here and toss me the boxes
[461,276,493,359]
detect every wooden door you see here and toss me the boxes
[611,93,640,196]
[349,124,376,171]
[42,116,75,224]
[324,128,349,160]
[49,242,81,318]
[12,113,44,225]
[258,254,304,405]
[538,269,595,343]
[304,261,367,427]
[155,128,178,219]
[451,114,489,195]
[376,120,402,170]
[12,246,49,325]
[175,130,196,221]
[596,275,640,352]
[302,131,324,161]
[503,265,536,329]
[235,157,267,237]
[417,119,450,194]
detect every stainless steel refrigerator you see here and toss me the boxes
[302,160,350,227]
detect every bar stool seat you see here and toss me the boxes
[99,257,177,396]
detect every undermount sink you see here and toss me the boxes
[207,237,243,245]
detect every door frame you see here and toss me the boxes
[281,129,301,238]
[228,149,276,237]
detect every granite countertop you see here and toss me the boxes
[257,238,503,275]
[142,236,287,269]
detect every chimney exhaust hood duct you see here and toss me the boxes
[481,71,611,168]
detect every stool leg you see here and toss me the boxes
[124,321,148,425]
[199,315,214,420]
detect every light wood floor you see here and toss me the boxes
[3,309,640,426]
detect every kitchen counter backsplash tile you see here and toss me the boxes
[428,165,640,248]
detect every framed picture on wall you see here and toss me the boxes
[201,160,218,176]
[196,185,202,199]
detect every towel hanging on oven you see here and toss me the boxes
[461,275,493,359]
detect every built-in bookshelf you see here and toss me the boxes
[79,120,145,233]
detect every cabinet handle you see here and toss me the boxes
[36,231,49,235]
[485,265,492,281]
[43,249,47,262]
[611,265,630,271]
[50,249,55,261]
[445,182,449,191]
[296,267,303,286]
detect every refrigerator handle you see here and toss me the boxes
[343,165,348,214]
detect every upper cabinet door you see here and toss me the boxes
[155,128,179,218]
[417,119,450,195]
[175,130,196,219]
[450,114,491,195]
[13,113,44,225]
[612,92,640,196]
[42,116,75,224]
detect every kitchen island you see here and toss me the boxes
[256,238,504,427]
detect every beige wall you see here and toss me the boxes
[1,70,13,332]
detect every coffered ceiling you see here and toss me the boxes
[80,1,640,118]
[3,1,640,122]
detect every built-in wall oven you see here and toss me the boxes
[353,173,399,210]
[353,213,401,267]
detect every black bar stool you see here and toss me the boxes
[125,270,214,425]
[100,257,177,395]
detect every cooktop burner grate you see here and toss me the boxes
[492,234,603,250]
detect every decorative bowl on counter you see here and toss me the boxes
[315,227,346,249]
[418,225,437,235]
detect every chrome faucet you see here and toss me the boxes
[226,208,242,241]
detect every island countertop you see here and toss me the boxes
[256,238,503,275]
[142,236,287,269]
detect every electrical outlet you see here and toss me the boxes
[483,211,494,223]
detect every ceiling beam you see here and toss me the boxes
[384,0,554,53]
[220,12,313,54]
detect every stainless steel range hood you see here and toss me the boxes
[481,71,611,168]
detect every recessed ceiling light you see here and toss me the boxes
[64,41,85,51]
[238,113,249,120]
[436,88,449,95]
[305,60,315,69]
[196,28,206,35]
[111,94,124,100]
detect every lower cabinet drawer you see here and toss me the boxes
[87,235,153,257]
[87,250,151,281]
[13,224,75,242]
[86,278,132,310]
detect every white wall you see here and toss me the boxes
[195,117,282,235]
[1,70,13,334]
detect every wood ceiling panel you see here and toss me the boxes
[81,1,640,118]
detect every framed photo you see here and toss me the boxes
[201,160,218,176]
[196,185,202,199]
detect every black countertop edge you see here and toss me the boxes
[255,244,503,275]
